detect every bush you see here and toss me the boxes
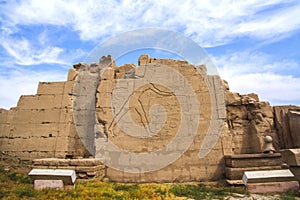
[113,183,139,191]
[8,172,31,183]
[170,184,238,200]
[280,191,296,200]
[15,185,36,198]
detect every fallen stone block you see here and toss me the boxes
[34,180,64,190]
[29,169,76,186]
[242,169,295,184]
[280,148,300,166]
[246,181,299,194]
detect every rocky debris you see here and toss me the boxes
[224,82,280,154]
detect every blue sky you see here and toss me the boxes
[0,0,300,109]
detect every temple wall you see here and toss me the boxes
[0,73,86,160]
[0,55,299,182]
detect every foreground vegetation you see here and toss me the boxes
[0,166,297,200]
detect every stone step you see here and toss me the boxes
[224,153,282,168]
[31,158,106,179]
[33,158,103,166]
[226,165,282,180]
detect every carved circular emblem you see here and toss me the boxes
[73,28,225,173]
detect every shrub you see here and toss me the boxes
[8,172,31,183]
[15,185,36,198]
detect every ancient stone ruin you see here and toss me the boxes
[0,55,300,184]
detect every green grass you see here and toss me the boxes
[0,166,298,200]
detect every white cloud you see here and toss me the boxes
[213,51,300,105]
[1,36,86,66]
[1,0,300,46]
[228,73,300,104]
[0,68,67,109]
[2,38,64,65]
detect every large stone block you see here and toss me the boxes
[7,123,59,138]
[225,166,282,180]
[101,67,115,80]
[34,180,64,190]
[37,82,65,95]
[224,153,282,168]
[226,92,241,106]
[12,109,59,124]
[29,169,76,185]
[246,181,299,194]
[288,110,300,147]
[17,94,72,109]
[281,148,300,166]
[273,106,299,149]
[242,169,295,184]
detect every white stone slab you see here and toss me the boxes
[29,169,76,185]
[34,180,64,190]
[242,169,294,185]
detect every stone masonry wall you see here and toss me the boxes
[91,55,227,182]
[0,55,299,182]
[0,71,86,160]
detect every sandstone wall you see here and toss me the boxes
[90,55,228,182]
[0,72,86,160]
[0,54,299,182]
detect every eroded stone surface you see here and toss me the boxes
[0,54,300,182]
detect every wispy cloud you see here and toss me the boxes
[2,37,66,65]
[1,0,300,46]
[213,51,300,105]
[0,67,67,109]
[0,34,86,66]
